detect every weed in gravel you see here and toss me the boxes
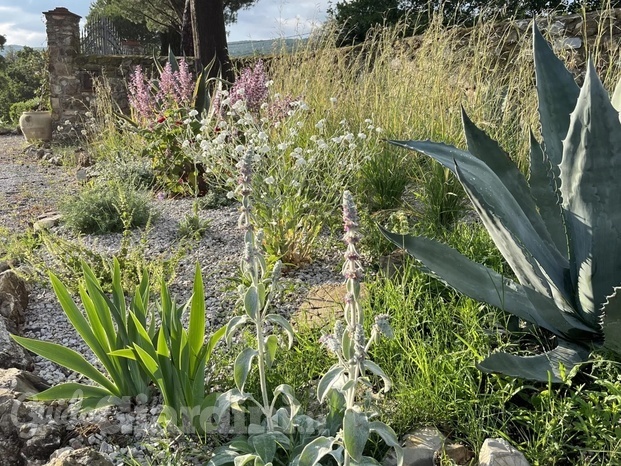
[60,180,153,235]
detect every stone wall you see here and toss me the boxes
[43,7,190,132]
[44,7,621,136]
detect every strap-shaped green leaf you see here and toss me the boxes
[560,61,621,324]
[477,338,590,382]
[528,132,567,258]
[49,272,113,378]
[30,382,114,402]
[533,23,580,173]
[188,262,206,374]
[11,335,118,394]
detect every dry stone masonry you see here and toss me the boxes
[44,7,621,139]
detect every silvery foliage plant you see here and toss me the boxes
[295,191,404,466]
[208,148,326,466]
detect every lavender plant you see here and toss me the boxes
[295,192,403,466]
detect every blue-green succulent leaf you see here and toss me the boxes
[611,76,621,112]
[380,228,595,339]
[478,339,590,382]
[533,23,580,173]
[528,131,567,258]
[602,287,621,354]
[389,139,567,297]
[453,160,565,298]
[462,109,561,256]
[560,61,621,324]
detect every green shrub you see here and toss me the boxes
[9,97,42,122]
[61,181,153,234]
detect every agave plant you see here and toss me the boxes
[382,23,621,382]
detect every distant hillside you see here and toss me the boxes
[0,45,45,56]
[229,38,309,57]
[0,38,307,57]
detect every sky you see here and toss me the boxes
[0,0,331,47]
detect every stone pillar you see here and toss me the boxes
[43,7,81,128]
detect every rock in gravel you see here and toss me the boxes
[479,438,530,466]
[0,368,49,395]
[20,418,64,461]
[44,447,114,466]
[0,316,33,370]
[0,270,28,332]
[383,426,445,466]
[0,390,26,465]
[33,213,63,231]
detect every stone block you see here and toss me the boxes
[479,438,530,466]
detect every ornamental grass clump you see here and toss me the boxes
[383,23,621,382]
[296,191,403,466]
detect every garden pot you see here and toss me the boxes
[19,111,53,142]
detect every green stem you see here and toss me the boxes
[256,314,274,432]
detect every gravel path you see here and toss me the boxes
[0,135,75,232]
[0,134,343,463]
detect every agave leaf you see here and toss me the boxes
[602,287,621,354]
[452,160,565,298]
[560,61,621,323]
[478,338,590,383]
[612,76,621,112]
[461,109,561,256]
[389,140,567,296]
[533,23,580,172]
[528,132,567,258]
[380,229,594,339]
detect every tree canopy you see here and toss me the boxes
[88,0,257,53]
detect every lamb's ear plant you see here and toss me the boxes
[110,262,225,434]
[295,191,403,466]
[382,23,621,382]
[12,259,153,409]
[209,149,325,466]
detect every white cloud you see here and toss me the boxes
[0,0,332,47]
[228,0,330,41]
